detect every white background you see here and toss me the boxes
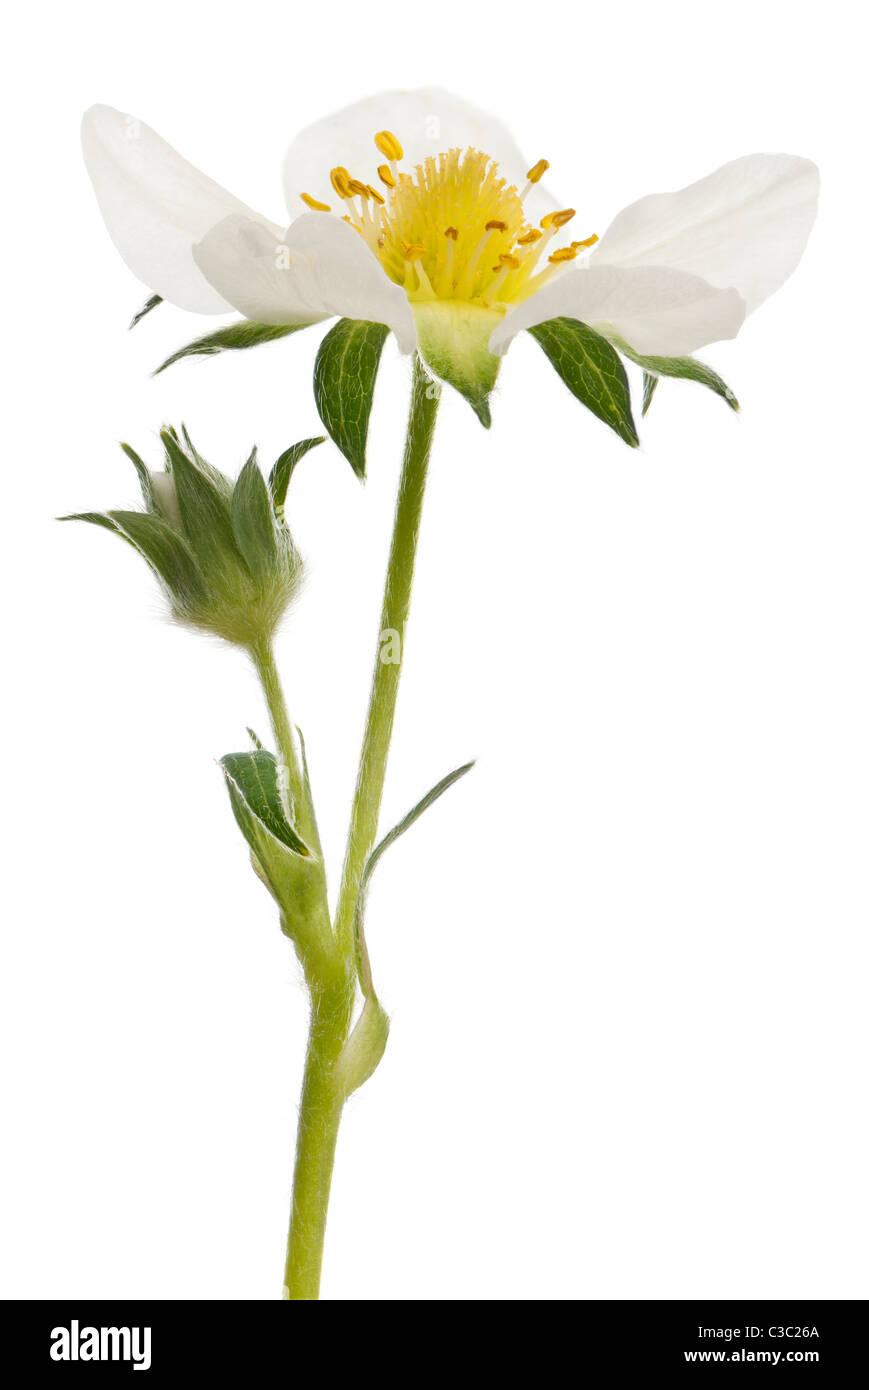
[1,0,866,1301]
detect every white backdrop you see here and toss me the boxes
[2,0,866,1300]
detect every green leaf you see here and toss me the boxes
[528,317,639,447]
[642,372,659,417]
[160,430,237,569]
[221,749,332,970]
[268,436,326,520]
[335,758,474,1100]
[354,760,475,997]
[313,319,389,478]
[334,994,390,1101]
[616,341,739,413]
[129,294,163,330]
[221,750,310,856]
[154,321,307,376]
[60,509,206,609]
[231,450,277,578]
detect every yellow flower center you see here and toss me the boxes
[301,133,598,313]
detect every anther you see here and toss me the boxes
[541,208,576,230]
[347,178,370,199]
[330,167,353,199]
[517,229,543,245]
[548,246,578,263]
[367,184,385,205]
[444,226,459,240]
[377,164,396,189]
[485,219,508,232]
[374,130,403,161]
[402,242,427,261]
[300,192,331,211]
[520,158,551,200]
[572,233,599,250]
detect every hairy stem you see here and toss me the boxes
[333,356,441,951]
[251,636,312,843]
[282,355,441,1299]
[282,979,353,1300]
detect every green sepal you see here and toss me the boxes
[176,426,234,499]
[642,372,659,417]
[154,321,308,376]
[59,510,118,534]
[268,436,326,521]
[313,319,389,479]
[528,317,639,447]
[220,749,333,973]
[120,442,157,510]
[616,341,739,413]
[60,509,207,610]
[129,294,163,330]
[413,301,501,428]
[231,450,278,579]
[159,429,236,572]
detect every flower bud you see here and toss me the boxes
[63,427,325,650]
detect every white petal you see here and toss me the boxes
[193,212,417,353]
[490,265,746,358]
[81,104,283,314]
[592,154,819,314]
[191,216,323,327]
[282,87,554,223]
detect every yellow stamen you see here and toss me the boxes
[525,159,549,184]
[520,158,552,201]
[374,130,403,161]
[413,260,436,298]
[441,228,458,292]
[319,140,581,309]
[482,255,520,304]
[541,208,576,230]
[330,167,352,199]
[572,233,599,250]
[300,192,331,212]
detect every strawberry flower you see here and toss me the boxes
[82,88,817,424]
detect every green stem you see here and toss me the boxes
[250,637,310,842]
[333,355,441,951]
[283,354,440,1299]
[282,980,353,1300]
